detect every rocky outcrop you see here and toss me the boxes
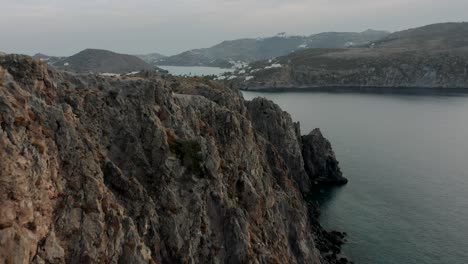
[245,97,310,192]
[302,129,348,185]
[0,55,347,264]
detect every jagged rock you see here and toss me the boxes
[245,97,311,192]
[0,55,347,264]
[37,231,65,263]
[302,129,348,185]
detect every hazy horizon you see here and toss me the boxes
[1,0,467,56]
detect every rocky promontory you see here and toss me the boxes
[302,129,348,185]
[0,54,347,263]
[226,22,468,92]
[227,48,468,91]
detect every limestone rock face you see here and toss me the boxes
[302,129,348,185]
[0,55,345,264]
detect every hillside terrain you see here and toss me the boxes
[0,54,348,263]
[227,22,468,91]
[156,30,389,68]
[34,49,157,74]
[54,49,155,73]
[370,22,468,51]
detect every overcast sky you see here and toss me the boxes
[1,0,467,56]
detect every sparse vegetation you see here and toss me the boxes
[169,139,204,176]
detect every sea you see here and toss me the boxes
[243,90,468,264]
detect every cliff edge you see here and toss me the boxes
[0,55,347,264]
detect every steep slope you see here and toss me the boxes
[0,55,348,263]
[54,49,154,73]
[158,31,389,67]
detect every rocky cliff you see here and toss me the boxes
[0,54,347,264]
[302,129,347,186]
[227,48,468,91]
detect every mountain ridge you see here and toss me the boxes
[154,30,389,68]
[226,22,468,91]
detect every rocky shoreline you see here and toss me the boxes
[1,54,348,263]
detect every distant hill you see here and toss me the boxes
[52,49,155,73]
[33,53,54,60]
[136,53,167,65]
[371,22,468,51]
[33,53,64,65]
[226,23,468,91]
[157,30,389,68]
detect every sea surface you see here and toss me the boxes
[158,65,232,76]
[243,90,468,264]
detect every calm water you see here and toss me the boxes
[243,91,468,264]
[158,65,233,76]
